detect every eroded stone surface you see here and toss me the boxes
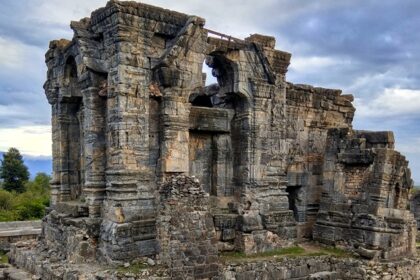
[157,175,221,279]
[313,128,416,259]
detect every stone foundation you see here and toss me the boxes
[222,257,420,280]
[0,221,41,252]
[5,245,420,280]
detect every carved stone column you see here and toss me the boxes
[81,87,107,217]
[160,94,190,175]
[56,102,72,202]
[49,104,61,206]
[100,63,157,261]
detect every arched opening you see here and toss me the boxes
[187,53,249,197]
[63,57,84,200]
[188,58,220,108]
[202,61,217,86]
[64,57,79,94]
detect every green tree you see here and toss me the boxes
[26,172,50,192]
[0,148,29,193]
[25,172,50,206]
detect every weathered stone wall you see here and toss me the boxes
[8,240,104,280]
[42,210,101,263]
[0,221,41,251]
[157,175,221,279]
[43,1,198,262]
[91,2,195,261]
[314,128,416,260]
[411,190,420,241]
[222,256,420,280]
[6,247,420,280]
[285,83,355,238]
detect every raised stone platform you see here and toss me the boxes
[6,241,420,279]
[0,221,41,251]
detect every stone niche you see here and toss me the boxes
[13,0,416,273]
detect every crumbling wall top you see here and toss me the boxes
[90,0,192,27]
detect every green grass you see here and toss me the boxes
[221,246,305,261]
[257,246,306,257]
[221,245,351,262]
[0,251,8,264]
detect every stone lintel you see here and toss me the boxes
[189,106,234,132]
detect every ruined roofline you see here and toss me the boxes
[286,82,355,106]
[353,130,395,146]
[46,0,293,77]
[46,39,72,56]
[45,1,196,53]
[90,0,192,27]
[287,82,345,97]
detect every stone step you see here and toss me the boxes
[0,266,38,280]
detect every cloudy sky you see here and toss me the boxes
[1,0,420,182]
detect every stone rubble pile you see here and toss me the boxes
[159,175,207,200]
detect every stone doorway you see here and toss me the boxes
[189,132,215,195]
[286,185,303,222]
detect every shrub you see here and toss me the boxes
[0,209,19,222]
[24,172,50,207]
[0,189,14,210]
[0,173,50,221]
[15,199,45,220]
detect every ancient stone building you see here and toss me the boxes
[411,190,420,240]
[313,129,416,259]
[34,0,416,270]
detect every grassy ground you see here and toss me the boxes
[0,251,8,264]
[220,244,352,262]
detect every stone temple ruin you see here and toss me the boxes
[8,0,417,278]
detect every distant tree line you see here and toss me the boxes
[0,148,50,221]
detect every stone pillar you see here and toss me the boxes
[213,134,233,196]
[82,87,107,217]
[230,102,252,191]
[49,104,60,206]
[160,93,190,175]
[100,63,157,261]
[56,102,72,202]
[235,75,296,250]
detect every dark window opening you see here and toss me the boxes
[286,185,302,222]
[65,57,77,79]
[191,95,213,107]
[394,184,401,209]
